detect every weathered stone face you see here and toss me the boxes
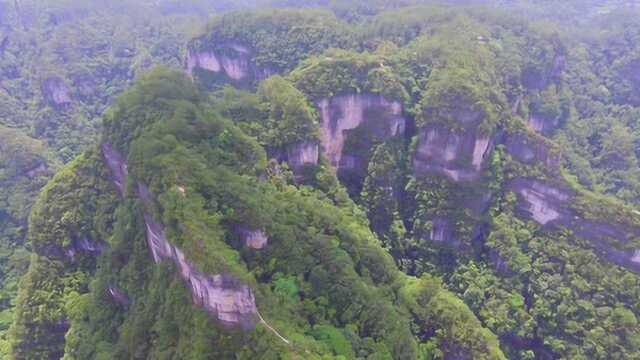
[505,132,561,171]
[508,177,640,272]
[286,140,318,170]
[509,178,572,226]
[143,212,258,329]
[186,43,273,84]
[238,228,269,249]
[430,218,453,243]
[101,143,128,196]
[186,49,221,73]
[317,93,406,171]
[102,144,259,329]
[518,185,564,225]
[412,124,492,182]
[527,113,560,136]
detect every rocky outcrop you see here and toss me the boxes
[317,93,406,171]
[42,76,71,107]
[508,177,640,272]
[286,141,318,171]
[142,209,258,329]
[527,113,559,136]
[186,49,221,73]
[430,218,458,245]
[186,43,273,84]
[508,178,571,226]
[101,143,258,329]
[413,124,492,182]
[62,235,105,262]
[409,108,640,273]
[101,143,128,196]
[237,228,268,250]
[410,110,495,249]
[505,131,561,171]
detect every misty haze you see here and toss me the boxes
[1,1,640,359]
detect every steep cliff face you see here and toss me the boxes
[285,140,319,171]
[186,43,272,85]
[413,123,492,182]
[508,176,640,272]
[188,9,353,90]
[237,227,269,249]
[316,93,406,196]
[505,130,561,170]
[143,211,258,329]
[101,143,127,195]
[102,143,259,329]
[408,101,639,270]
[527,113,559,135]
[408,107,495,247]
[318,93,405,177]
[498,119,640,273]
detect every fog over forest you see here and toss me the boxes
[2,1,640,359]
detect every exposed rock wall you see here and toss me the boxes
[237,228,268,249]
[409,107,640,272]
[508,177,640,272]
[430,218,460,246]
[101,143,128,196]
[142,209,258,329]
[186,43,273,84]
[413,127,492,182]
[186,49,221,73]
[505,131,561,171]
[286,141,318,170]
[527,113,559,135]
[410,110,495,247]
[412,120,492,183]
[102,143,258,329]
[317,93,406,171]
[508,178,571,226]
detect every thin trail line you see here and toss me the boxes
[257,310,291,345]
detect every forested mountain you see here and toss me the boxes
[2,1,640,359]
[0,0,241,354]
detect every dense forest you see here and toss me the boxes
[2,0,640,359]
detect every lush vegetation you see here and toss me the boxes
[12,68,506,359]
[5,1,640,360]
[0,2,226,354]
[193,9,355,75]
